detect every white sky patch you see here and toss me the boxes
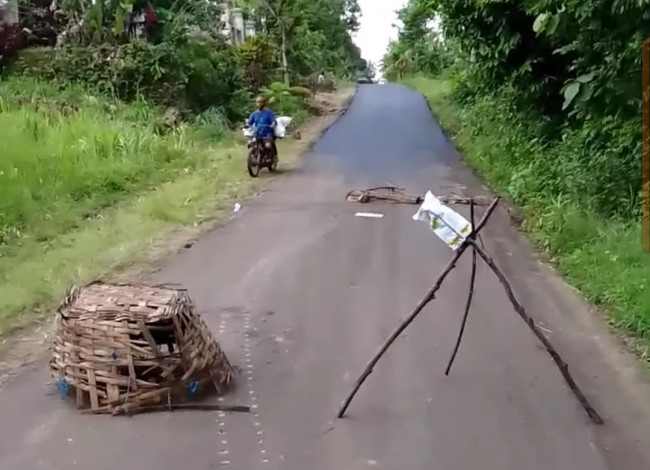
[353,0,408,76]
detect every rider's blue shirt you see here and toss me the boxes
[247,109,276,138]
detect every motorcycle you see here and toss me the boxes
[242,117,291,178]
[244,131,276,177]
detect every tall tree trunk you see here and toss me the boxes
[280,23,290,86]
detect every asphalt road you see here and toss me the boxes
[2,84,650,469]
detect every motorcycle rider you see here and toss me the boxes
[247,96,277,162]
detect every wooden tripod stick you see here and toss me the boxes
[444,200,477,376]
[468,240,604,425]
[336,197,501,419]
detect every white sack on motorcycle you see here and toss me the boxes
[274,116,292,139]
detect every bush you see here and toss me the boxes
[192,107,230,141]
[423,78,640,221]
[260,82,309,117]
[235,36,277,92]
[15,37,247,121]
[289,86,312,99]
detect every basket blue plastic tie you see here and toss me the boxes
[188,380,199,395]
[57,377,69,399]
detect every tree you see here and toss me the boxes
[396,0,650,119]
[239,0,363,85]
[381,1,449,80]
[386,0,650,218]
[240,0,296,86]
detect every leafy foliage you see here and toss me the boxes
[385,0,648,220]
[235,35,278,92]
[240,0,366,81]
[391,0,650,120]
[382,0,450,80]
[16,38,249,120]
[258,81,309,122]
[11,1,249,119]
[10,0,365,119]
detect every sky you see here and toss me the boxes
[354,0,408,74]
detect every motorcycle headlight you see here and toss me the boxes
[265,142,272,148]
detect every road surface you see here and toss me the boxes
[2,84,650,469]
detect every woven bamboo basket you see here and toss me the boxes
[50,282,234,414]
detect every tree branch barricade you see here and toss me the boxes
[338,188,603,425]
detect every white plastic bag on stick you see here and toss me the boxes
[412,191,472,250]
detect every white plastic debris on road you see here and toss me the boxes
[412,191,472,250]
[355,212,384,218]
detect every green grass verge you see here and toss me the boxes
[0,76,335,337]
[0,77,222,254]
[403,76,650,360]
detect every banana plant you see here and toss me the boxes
[82,0,137,42]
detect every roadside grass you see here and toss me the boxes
[403,76,650,360]
[0,76,350,337]
[0,129,313,336]
[0,77,221,256]
[0,136,239,334]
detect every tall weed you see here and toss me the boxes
[0,77,210,254]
